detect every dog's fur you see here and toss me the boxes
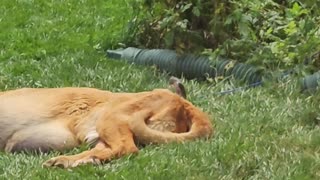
[0,86,213,168]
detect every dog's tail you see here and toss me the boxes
[129,102,213,144]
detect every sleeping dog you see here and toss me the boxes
[0,77,213,168]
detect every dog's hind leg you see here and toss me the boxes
[42,114,138,168]
[5,121,79,153]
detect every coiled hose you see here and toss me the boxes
[107,47,262,85]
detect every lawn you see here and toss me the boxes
[1,0,320,179]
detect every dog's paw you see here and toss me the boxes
[42,156,101,168]
[72,157,101,167]
[42,156,75,168]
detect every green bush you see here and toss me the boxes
[126,0,320,71]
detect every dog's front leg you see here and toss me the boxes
[42,141,111,168]
[43,115,139,168]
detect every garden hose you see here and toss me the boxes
[301,71,320,93]
[107,47,262,84]
[107,47,320,94]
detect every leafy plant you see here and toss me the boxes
[127,0,320,72]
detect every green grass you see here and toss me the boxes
[1,0,320,179]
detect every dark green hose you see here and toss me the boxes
[107,47,320,94]
[301,71,320,93]
[107,47,262,84]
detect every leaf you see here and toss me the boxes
[290,2,309,16]
[181,3,192,12]
[285,21,297,35]
[266,27,273,35]
[176,19,188,29]
[192,7,200,17]
[164,30,174,48]
[224,16,233,25]
[291,2,302,15]
[238,22,250,38]
[225,61,236,71]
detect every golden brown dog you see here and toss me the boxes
[0,82,213,168]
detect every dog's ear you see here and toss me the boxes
[169,76,187,99]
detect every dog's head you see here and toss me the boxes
[129,90,213,144]
[145,77,190,133]
[146,105,191,133]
